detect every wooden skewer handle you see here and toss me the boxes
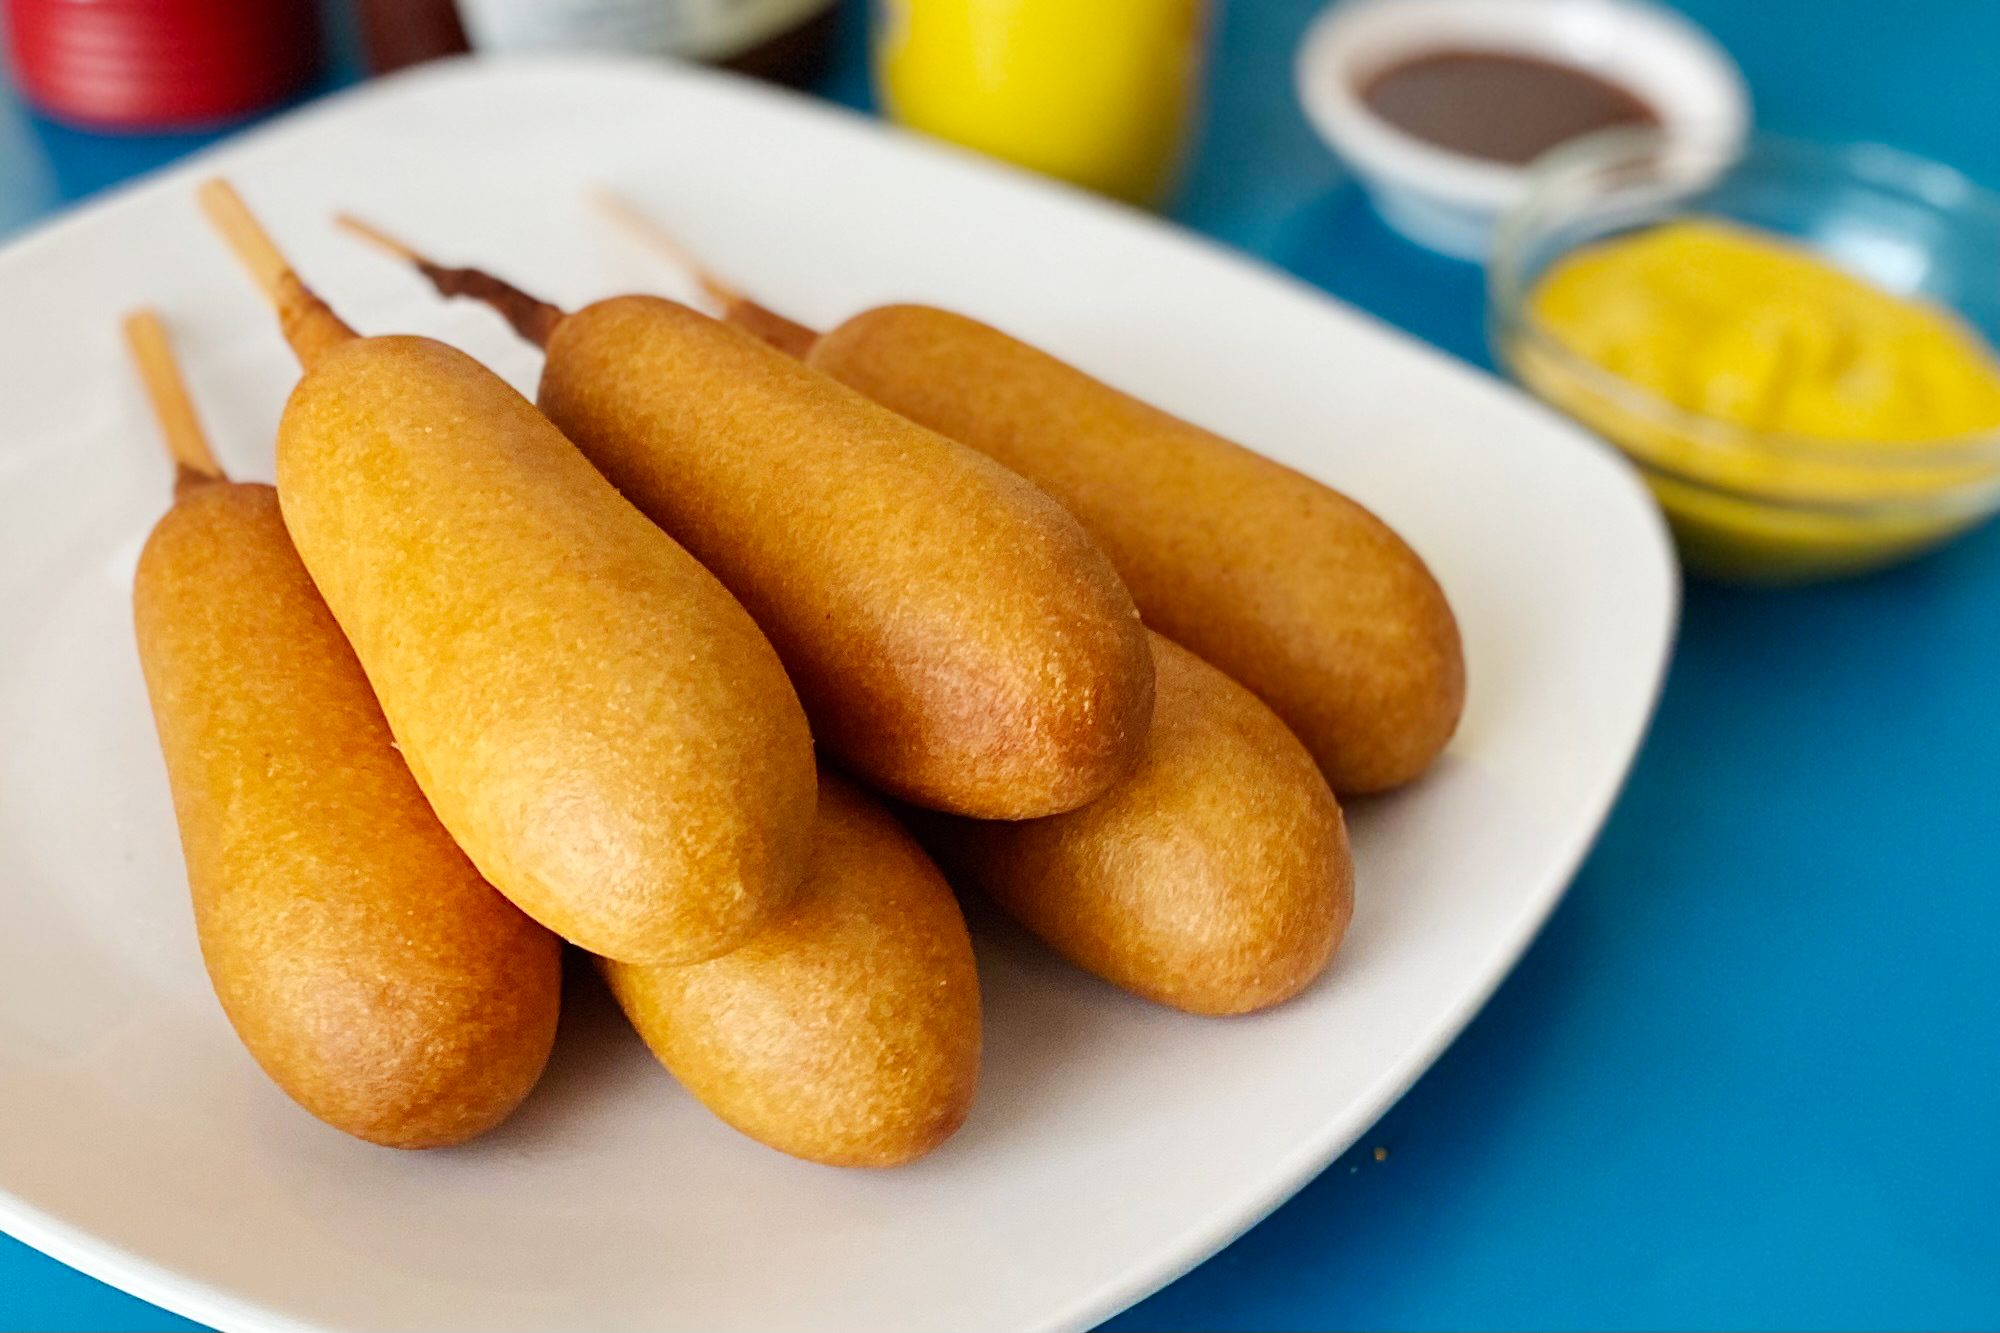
[198,179,357,369]
[588,188,821,358]
[334,213,567,349]
[122,309,226,497]
[588,187,746,309]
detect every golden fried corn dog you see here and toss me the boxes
[599,197,1464,794]
[199,181,816,965]
[128,310,561,1147]
[338,215,1153,821]
[602,771,981,1167]
[925,634,1353,1015]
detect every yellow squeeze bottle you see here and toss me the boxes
[875,0,1209,207]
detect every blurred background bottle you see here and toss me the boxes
[358,0,839,86]
[3,0,321,129]
[874,0,1210,208]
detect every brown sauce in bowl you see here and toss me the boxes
[1360,50,1660,165]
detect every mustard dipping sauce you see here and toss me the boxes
[1509,219,2000,580]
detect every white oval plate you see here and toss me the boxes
[0,56,1675,1333]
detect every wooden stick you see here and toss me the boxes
[334,213,568,349]
[197,179,356,370]
[586,188,821,359]
[587,187,746,310]
[331,212,423,267]
[123,309,226,499]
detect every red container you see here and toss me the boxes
[5,0,322,130]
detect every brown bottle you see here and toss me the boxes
[357,0,469,72]
[357,0,837,86]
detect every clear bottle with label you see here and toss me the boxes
[359,0,838,84]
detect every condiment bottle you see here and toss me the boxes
[356,0,838,86]
[874,0,1211,208]
[4,0,321,129]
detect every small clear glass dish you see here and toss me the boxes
[1490,130,2000,582]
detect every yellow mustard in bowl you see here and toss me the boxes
[1510,219,2000,580]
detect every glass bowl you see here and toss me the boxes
[1490,130,2000,582]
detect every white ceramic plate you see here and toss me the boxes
[0,57,1676,1333]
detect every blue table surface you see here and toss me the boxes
[3,1,1997,1330]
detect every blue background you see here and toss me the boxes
[3,1,1997,1329]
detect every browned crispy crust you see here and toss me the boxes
[134,483,563,1147]
[602,771,982,1167]
[276,335,818,964]
[926,634,1354,1017]
[540,296,1153,819]
[808,304,1465,794]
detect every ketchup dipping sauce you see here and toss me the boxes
[1294,0,1748,258]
